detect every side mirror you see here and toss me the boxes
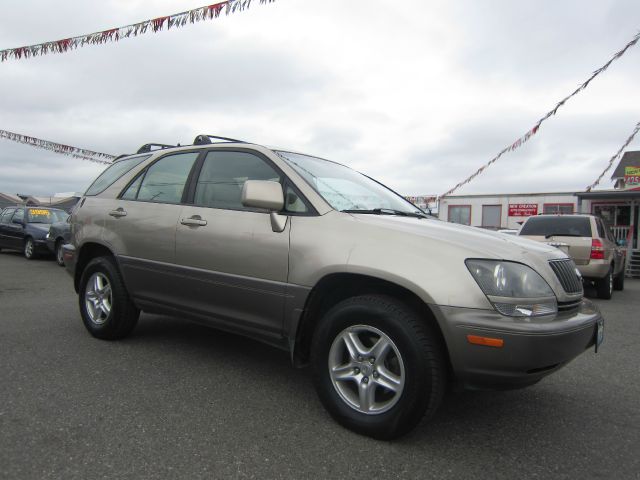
[12,218,23,225]
[242,180,284,211]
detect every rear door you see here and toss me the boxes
[174,149,290,338]
[103,150,201,307]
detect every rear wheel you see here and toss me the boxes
[595,266,613,300]
[613,267,625,291]
[78,256,139,340]
[24,237,37,260]
[55,240,65,267]
[310,294,446,439]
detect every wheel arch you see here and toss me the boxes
[291,272,452,375]
[73,241,116,293]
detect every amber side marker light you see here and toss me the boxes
[467,335,504,348]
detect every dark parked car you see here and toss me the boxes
[0,206,68,259]
[46,214,71,266]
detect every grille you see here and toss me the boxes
[549,259,583,294]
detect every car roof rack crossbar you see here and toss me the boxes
[193,134,246,145]
[136,143,177,154]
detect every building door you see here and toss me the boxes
[482,205,501,229]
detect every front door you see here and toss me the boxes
[5,208,25,250]
[174,150,290,338]
[0,208,16,249]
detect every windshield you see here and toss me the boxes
[276,151,423,214]
[520,216,592,237]
[26,208,66,224]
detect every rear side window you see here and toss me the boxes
[520,216,592,237]
[136,152,200,204]
[85,155,151,196]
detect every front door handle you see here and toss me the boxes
[109,208,127,218]
[180,216,207,227]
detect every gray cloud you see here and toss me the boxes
[1,0,640,198]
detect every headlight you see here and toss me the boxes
[466,259,557,317]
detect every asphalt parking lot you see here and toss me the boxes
[0,251,639,480]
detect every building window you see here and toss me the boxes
[543,203,574,214]
[593,204,630,226]
[482,205,502,229]
[448,205,471,225]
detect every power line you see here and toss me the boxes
[440,30,640,198]
[0,0,275,62]
[586,120,640,191]
[0,129,114,164]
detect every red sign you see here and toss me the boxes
[508,204,538,217]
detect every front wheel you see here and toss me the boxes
[78,256,139,340]
[310,294,447,440]
[24,237,37,260]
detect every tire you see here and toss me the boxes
[24,237,37,260]
[55,240,65,267]
[595,266,613,300]
[613,267,625,291]
[78,256,139,340]
[310,294,446,440]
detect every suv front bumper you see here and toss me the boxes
[432,299,603,390]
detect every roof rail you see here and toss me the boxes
[136,143,177,154]
[193,134,246,145]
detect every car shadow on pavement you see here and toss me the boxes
[125,312,591,447]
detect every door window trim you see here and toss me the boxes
[117,148,206,205]
[183,147,318,216]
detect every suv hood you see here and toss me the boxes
[347,214,567,261]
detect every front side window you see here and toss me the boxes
[85,154,151,196]
[276,151,422,215]
[136,152,200,204]
[194,151,281,210]
[449,206,471,226]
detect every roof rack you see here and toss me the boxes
[193,134,246,145]
[136,143,177,154]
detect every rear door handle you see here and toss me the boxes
[180,216,207,227]
[109,208,127,218]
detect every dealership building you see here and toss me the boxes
[438,151,640,276]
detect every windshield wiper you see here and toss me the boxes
[544,233,583,238]
[342,208,428,219]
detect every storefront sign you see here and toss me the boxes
[624,166,640,189]
[508,204,538,217]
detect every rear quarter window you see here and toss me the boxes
[520,216,592,237]
[85,154,151,196]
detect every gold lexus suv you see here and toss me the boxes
[64,135,604,439]
[518,214,626,299]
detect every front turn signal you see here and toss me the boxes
[467,335,504,348]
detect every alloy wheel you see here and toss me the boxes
[328,324,405,415]
[84,272,113,325]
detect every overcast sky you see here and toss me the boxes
[1,0,639,197]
